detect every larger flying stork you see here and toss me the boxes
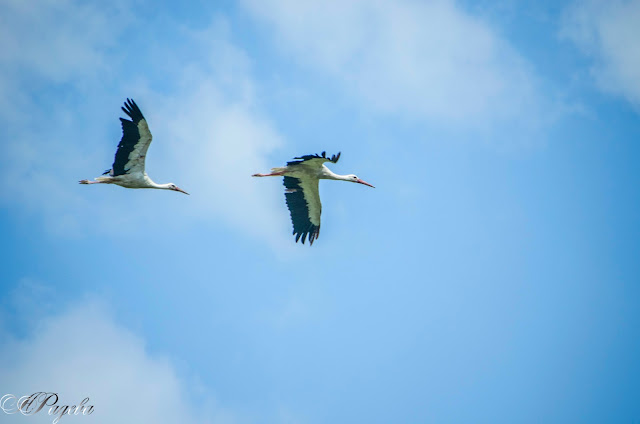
[79,98,189,195]
[252,152,374,245]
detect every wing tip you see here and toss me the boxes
[292,225,320,246]
[121,98,144,123]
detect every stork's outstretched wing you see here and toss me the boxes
[283,176,322,245]
[104,98,153,176]
[286,151,340,169]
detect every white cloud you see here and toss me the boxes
[241,0,544,129]
[0,301,237,424]
[0,0,127,80]
[140,25,291,245]
[561,0,640,107]
[0,0,130,122]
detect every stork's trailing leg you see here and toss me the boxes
[79,179,110,184]
[252,171,286,177]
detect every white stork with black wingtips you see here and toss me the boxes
[252,151,374,245]
[79,98,189,195]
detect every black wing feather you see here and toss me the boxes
[111,98,146,176]
[286,151,341,167]
[283,177,320,245]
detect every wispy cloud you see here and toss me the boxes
[0,300,237,424]
[0,0,130,121]
[241,0,547,131]
[561,0,640,108]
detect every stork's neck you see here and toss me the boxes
[321,167,351,181]
[154,183,174,190]
[146,177,172,190]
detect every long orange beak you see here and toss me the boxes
[175,187,190,195]
[357,179,375,188]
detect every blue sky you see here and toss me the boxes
[1,0,639,423]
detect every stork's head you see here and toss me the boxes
[168,183,190,195]
[346,174,375,188]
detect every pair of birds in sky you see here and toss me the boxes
[80,99,375,245]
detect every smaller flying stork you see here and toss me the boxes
[79,98,189,195]
[253,151,374,245]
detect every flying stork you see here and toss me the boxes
[252,152,374,245]
[79,98,189,195]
